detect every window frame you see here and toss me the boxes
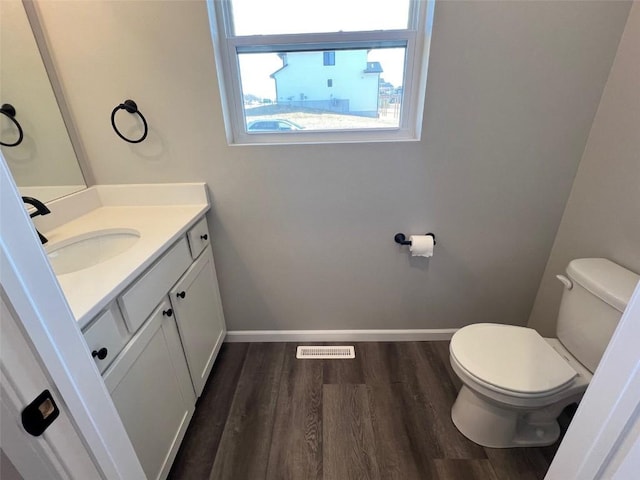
[207,0,435,145]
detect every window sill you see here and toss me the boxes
[228,128,422,146]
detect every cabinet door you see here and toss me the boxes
[104,300,195,480]
[171,245,226,396]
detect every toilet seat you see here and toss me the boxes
[450,323,578,396]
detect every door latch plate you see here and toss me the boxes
[21,389,60,436]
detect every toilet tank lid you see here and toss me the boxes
[567,258,639,313]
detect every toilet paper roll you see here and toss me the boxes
[409,235,434,257]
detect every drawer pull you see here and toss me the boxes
[92,348,108,360]
[163,308,173,317]
[200,234,208,241]
[176,291,186,299]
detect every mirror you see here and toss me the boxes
[0,0,87,203]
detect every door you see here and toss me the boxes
[0,296,101,480]
[170,246,226,396]
[104,300,195,480]
[1,153,144,479]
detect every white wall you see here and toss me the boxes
[529,2,640,336]
[34,1,630,331]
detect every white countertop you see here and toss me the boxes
[39,184,209,328]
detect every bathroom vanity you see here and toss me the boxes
[37,184,225,480]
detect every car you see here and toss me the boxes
[246,119,304,132]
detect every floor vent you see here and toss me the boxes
[296,346,355,359]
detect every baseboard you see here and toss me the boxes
[224,329,457,343]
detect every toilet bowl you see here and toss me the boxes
[449,258,639,448]
[450,324,591,447]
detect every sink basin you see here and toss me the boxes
[47,228,140,275]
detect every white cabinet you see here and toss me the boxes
[82,214,226,480]
[170,245,226,396]
[83,305,130,373]
[104,300,195,480]
[185,216,210,259]
[118,238,192,334]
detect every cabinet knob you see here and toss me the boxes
[163,308,173,317]
[92,347,108,360]
[200,234,208,241]
[176,291,186,299]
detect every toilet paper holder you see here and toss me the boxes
[394,233,436,246]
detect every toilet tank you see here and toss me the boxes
[556,258,639,373]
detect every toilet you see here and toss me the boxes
[449,258,639,448]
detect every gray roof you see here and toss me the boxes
[364,62,383,73]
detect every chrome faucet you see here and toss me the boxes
[22,196,51,244]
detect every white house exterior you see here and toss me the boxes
[271,50,382,117]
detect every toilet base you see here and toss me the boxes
[451,386,563,448]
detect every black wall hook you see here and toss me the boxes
[0,103,24,147]
[110,99,148,143]
[394,233,436,246]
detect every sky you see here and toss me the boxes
[230,0,411,36]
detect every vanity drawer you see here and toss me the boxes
[118,237,191,333]
[186,216,210,260]
[83,304,130,374]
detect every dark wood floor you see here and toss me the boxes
[169,342,564,480]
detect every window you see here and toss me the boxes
[323,51,336,66]
[207,0,435,145]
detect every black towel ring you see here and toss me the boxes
[111,99,148,143]
[0,103,24,147]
